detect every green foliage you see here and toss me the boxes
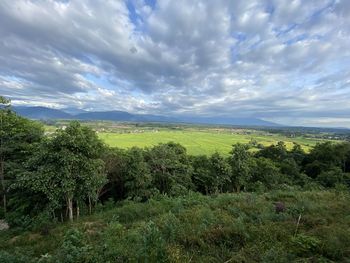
[290,234,321,256]
[15,121,106,221]
[146,142,193,196]
[54,229,91,263]
[2,190,349,262]
[315,225,350,260]
[256,141,288,161]
[229,143,252,192]
[317,167,349,187]
[139,221,168,262]
[209,152,231,192]
[2,107,350,262]
[250,157,283,190]
[124,147,154,201]
[0,99,44,221]
[191,155,215,194]
[0,251,31,263]
[191,152,232,194]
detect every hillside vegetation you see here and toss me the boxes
[1,190,350,262]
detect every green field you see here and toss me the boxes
[98,130,324,155]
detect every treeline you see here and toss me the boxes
[1,97,350,229]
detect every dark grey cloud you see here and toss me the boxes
[0,0,349,127]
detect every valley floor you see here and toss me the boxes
[98,130,323,155]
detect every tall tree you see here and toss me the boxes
[146,142,193,196]
[124,147,153,201]
[101,148,129,201]
[191,155,212,194]
[0,96,43,217]
[0,96,10,214]
[209,152,231,193]
[19,121,106,221]
[229,143,252,192]
[256,141,288,161]
[250,157,282,190]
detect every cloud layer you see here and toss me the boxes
[0,0,349,127]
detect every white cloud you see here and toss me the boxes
[0,0,349,127]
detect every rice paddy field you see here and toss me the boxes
[98,130,325,155]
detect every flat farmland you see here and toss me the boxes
[98,130,325,155]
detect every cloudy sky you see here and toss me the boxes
[0,0,350,127]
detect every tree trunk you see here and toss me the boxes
[236,185,241,193]
[76,200,80,219]
[67,198,73,221]
[88,196,92,215]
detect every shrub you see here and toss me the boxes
[261,244,291,263]
[54,228,90,263]
[290,234,321,256]
[158,212,180,243]
[315,226,350,260]
[0,251,32,263]
[138,221,168,262]
[5,212,32,229]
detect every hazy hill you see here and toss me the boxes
[12,106,279,127]
[13,106,72,120]
[178,115,278,126]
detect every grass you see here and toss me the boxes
[98,130,325,155]
[1,190,349,262]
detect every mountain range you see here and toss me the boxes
[12,106,279,127]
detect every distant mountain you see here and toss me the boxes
[61,107,87,115]
[76,111,136,121]
[12,106,280,127]
[177,116,279,127]
[75,111,179,123]
[13,106,72,119]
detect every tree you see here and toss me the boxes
[191,155,212,194]
[250,157,283,190]
[303,142,346,178]
[0,96,10,215]
[191,152,231,194]
[317,166,349,188]
[334,142,350,173]
[0,96,43,217]
[209,152,231,193]
[19,121,106,221]
[256,141,288,161]
[124,147,154,201]
[229,143,252,192]
[279,158,303,184]
[101,148,129,201]
[289,143,306,165]
[146,142,193,196]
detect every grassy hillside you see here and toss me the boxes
[98,130,324,155]
[1,190,349,262]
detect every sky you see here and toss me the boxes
[0,0,350,127]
